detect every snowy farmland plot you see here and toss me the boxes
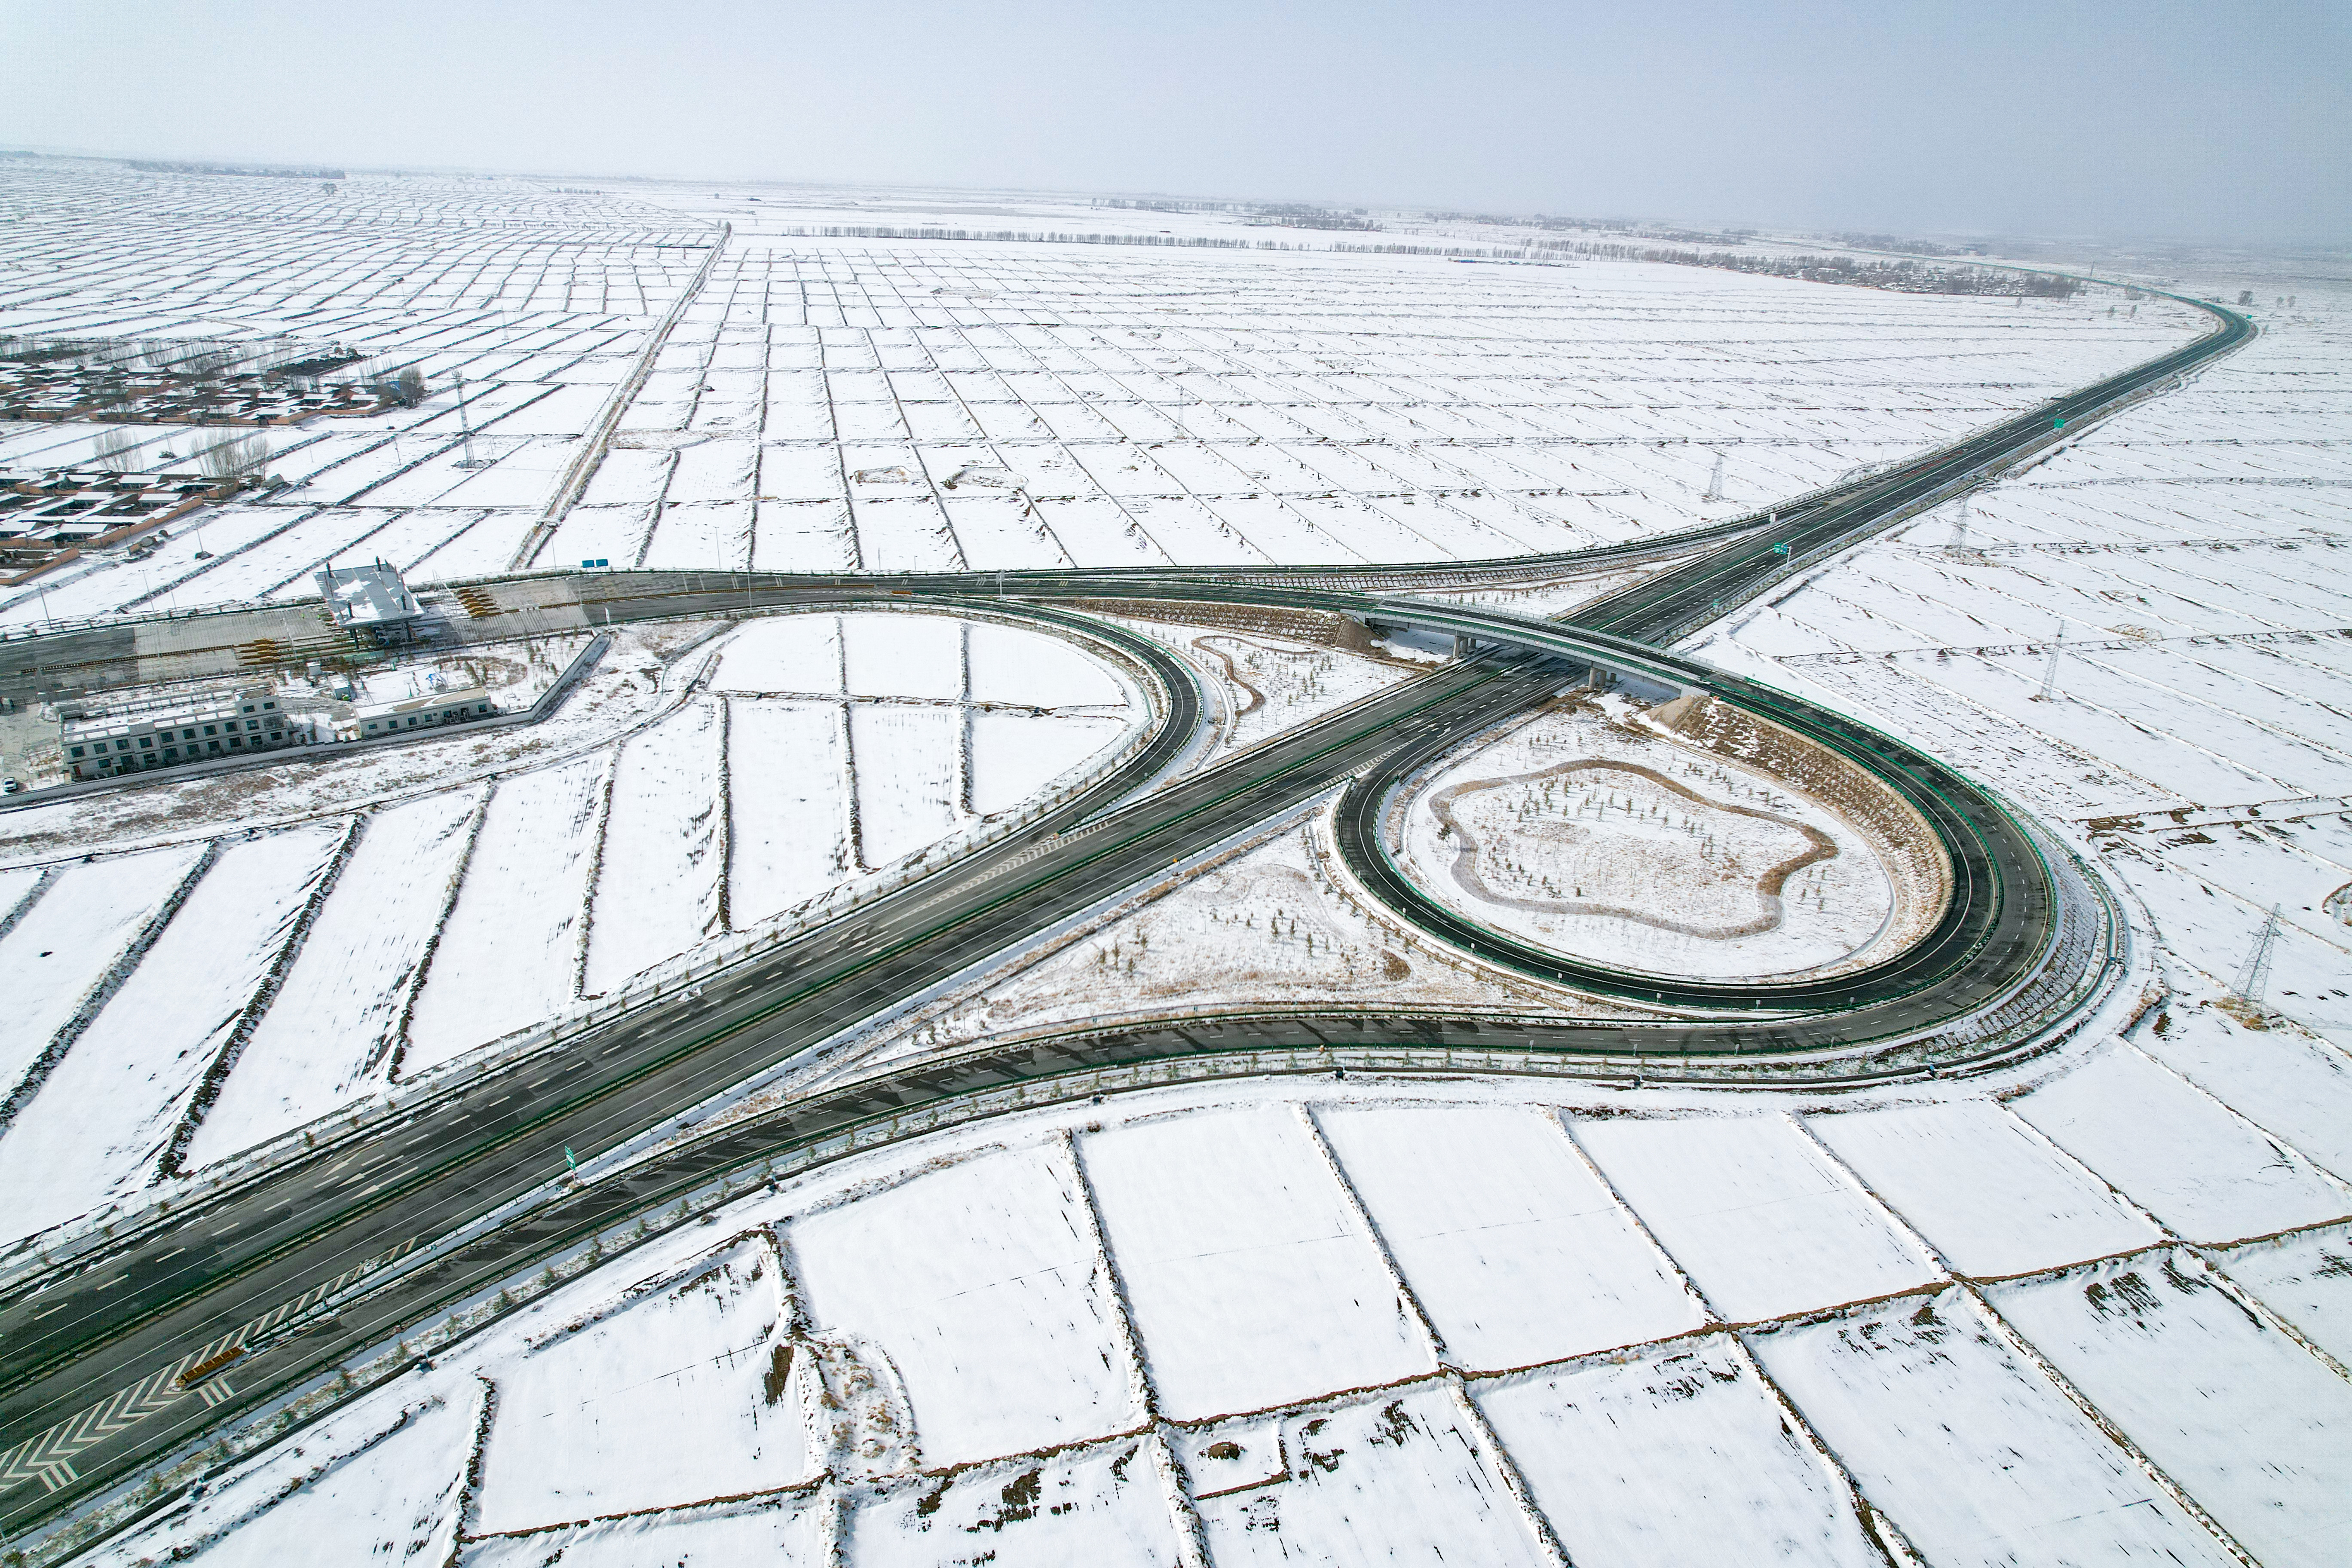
[783,1142,1139,1467]
[0,605,1145,1211]
[471,1237,802,1534]
[1476,1342,1884,1567]
[2,159,2217,634]
[1188,1383,1553,1567]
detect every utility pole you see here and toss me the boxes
[1703,452,1725,504]
[2035,624,2067,701]
[2232,904,2281,1009]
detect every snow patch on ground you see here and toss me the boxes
[474,1236,799,1534]
[1401,699,1904,980]
[0,824,343,1238]
[1478,1341,1882,1567]
[878,821,1579,1066]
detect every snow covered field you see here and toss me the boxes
[0,608,1145,1235]
[119,247,2317,1568]
[10,161,2352,1564]
[2,159,2209,635]
[1398,697,1911,980]
[527,214,2206,576]
[1686,260,2352,1051]
[99,1054,2352,1566]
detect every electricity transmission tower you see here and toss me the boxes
[455,371,488,468]
[1703,452,1725,503]
[2233,904,2282,1008]
[2036,624,2067,701]
[1946,496,1970,555]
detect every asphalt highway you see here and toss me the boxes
[0,293,2251,1544]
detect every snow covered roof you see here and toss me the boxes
[350,683,487,720]
[315,560,420,629]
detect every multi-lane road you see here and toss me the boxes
[0,292,2252,1545]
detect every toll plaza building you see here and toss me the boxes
[63,688,291,781]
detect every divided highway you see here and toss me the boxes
[0,295,2252,1546]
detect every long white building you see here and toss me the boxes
[60,686,294,781]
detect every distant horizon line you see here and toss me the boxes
[2,142,2341,256]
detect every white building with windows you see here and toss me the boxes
[61,686,294,781]
[348,684,493,739]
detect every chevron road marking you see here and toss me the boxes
[0,1236,416,1496]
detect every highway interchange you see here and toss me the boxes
[0,290,2253,1548]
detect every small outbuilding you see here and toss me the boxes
[350,684,493,738]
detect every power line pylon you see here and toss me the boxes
[2233,903,2282,1009]
[2035,624,2066,701]
[455,371,488,468]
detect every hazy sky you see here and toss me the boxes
[3,0,2345,242]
